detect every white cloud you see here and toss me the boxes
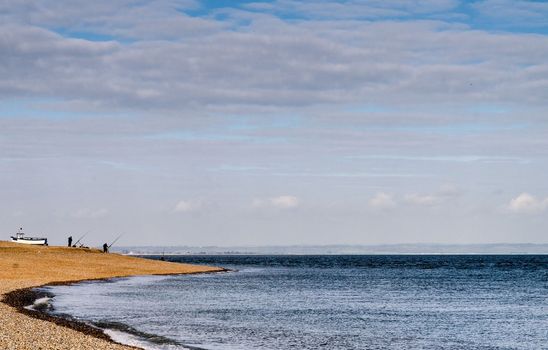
[72,208,108,218]
[404,194,439,206]
[253,195,300,209]
[271,195,300,208]
[368,192,396,210]
[404,184,461,206]
[1,4,548,111]
[367,185,461,209]
[507,193,548,213]
[173,200,202,213]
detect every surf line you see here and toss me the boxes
[1,269,230,349]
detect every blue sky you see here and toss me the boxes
[1,0,547,246]
[191,0,548,34]
[48,0,548,42]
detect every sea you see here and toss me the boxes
[36,255,547,350]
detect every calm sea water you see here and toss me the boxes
[39,255,547,350]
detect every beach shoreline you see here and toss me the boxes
[3,285,122,345]
[0,241,225,349]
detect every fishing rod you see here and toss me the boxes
[73,230,90,247]
[108,234,123,249]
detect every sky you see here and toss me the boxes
[1,0,548,247]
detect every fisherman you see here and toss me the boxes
[68,236,73,247]
[103,243,108,253]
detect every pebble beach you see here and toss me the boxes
[0,241,223,350]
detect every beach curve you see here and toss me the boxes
[0,241,225,350]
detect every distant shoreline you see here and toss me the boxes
[115,243,548,256]
[128,252,548,256]
[118,243,548,256]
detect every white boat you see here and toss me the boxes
[11,228,48,245]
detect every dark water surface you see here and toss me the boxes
[40,255,547,349]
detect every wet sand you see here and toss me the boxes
[0,241,224,349]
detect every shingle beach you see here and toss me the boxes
[0,241,223,349]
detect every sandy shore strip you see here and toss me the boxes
[0,241,225,350]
